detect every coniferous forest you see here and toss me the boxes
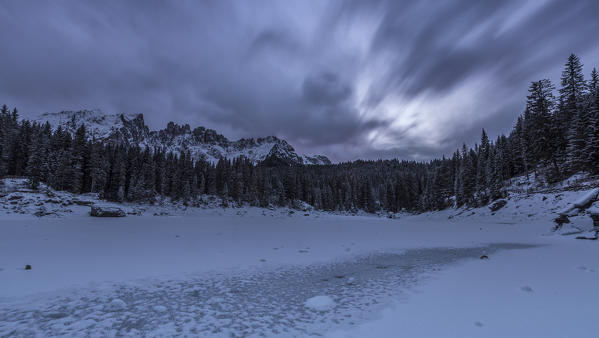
[1,54,598,213]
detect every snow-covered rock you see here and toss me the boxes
[36,110,331,166]
[573,188,599,209]
[588,202,599,216]
[304,295,336,311]
[90,206,126,217]
[488,199,507,212]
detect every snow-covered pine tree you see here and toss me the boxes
[526,79,556,170]
[585,80,599,174]
[559,54,587,174]
[475,129,490,205]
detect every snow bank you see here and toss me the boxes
[304,295,336,311]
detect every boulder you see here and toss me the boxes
[90,206,126,217]
[554,214,570,226]
[488,199,507,212]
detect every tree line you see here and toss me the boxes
[1,54,598,212]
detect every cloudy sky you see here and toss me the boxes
[1,0,598,161]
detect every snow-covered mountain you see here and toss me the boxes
[36,110,331,165]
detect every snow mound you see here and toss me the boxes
[304,295,336,311]
[573,188,599,208]
[107,298,127,311]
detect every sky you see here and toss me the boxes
[0,0,598,162]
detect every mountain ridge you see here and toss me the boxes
[36,110,331,166]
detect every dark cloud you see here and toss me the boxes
[0,0,598,162]
[303,72,352,105]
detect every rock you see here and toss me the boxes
[34,206,56,217]
[554,214,570,226]
[25,264,32,270]
[90,206,126,217]
[480,255,489,260]
[488,199,507,212]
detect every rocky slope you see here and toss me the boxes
[36,110,331,165]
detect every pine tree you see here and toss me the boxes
[559,54,587,173]
[585,88,599,173]
[526,79,556,167]
[476,129,490,204]
[25,128,49,189]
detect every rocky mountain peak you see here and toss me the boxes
[36,110,331,165]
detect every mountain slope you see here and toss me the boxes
[36,110,331,165]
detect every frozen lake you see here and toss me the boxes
[0,244,535,337]
[1,200,598,337]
